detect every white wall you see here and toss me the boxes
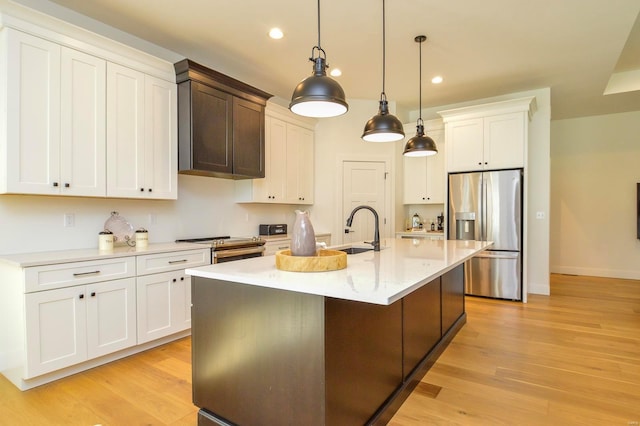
[0,176,310,255]
[310,98,400,245]
[550,110,640,279]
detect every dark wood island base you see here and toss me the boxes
[192,264,464,425]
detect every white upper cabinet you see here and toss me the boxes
[439,97,536,172]
[236,105,315,205]
[253,116,287,202]
[285,123,314,204]
[1,29,106,196]
[0,11,176,199]
[106,64,177,199]
[61,47,107,196]
[403,122,445,205]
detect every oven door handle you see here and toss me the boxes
[213,246,266,259]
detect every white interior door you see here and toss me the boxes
[342,161,388,245]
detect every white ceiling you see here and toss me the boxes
[37,0,640,119]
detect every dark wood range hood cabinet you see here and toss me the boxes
[174,59,273,179]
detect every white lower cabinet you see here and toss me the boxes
[1,245,209,390]
[135,249,209,343]
[25,277,136,379]
[264,238,292,256]
[136,271,191,344]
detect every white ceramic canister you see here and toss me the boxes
[99,230,114,251]
[135,228,149,248]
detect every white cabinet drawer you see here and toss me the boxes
[25,257,136,293]
[264,240,291,256]
[136,249,210,276]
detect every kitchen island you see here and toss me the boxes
[186,238,491,425]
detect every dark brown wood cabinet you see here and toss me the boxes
[441,264,465,334]
[174,59,272,179]
[402,277,442,379]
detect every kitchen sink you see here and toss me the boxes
[338,247,373,255]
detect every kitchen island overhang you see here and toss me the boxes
[186,239,492,425]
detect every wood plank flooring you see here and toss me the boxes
[1,274,638,425]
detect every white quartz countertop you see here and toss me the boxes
[186,238,492,305]
[0,242,207,268]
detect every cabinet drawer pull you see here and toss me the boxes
[277,246,289,250]
[168,259,188,264]
[73,270,100,277]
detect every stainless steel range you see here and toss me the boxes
[176,236,266,263]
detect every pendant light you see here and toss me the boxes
[289,0,348,118]
[361,0,404,142]
[403,35,438,157]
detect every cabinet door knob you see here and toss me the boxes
[484,162,488,165]
[79,294,84,299]
[478,162,482,165]
[91,292,96,297]
[140,188,144,192]
[53,182,59,187]
[64,183,70,188]
[148,188,152,192]
[172,278,177,282]
[180,277,185,281]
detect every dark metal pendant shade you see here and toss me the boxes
[403,121,437,156]
[362,97,405,142]
[290,56,348,118]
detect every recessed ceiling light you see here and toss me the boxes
[269,28,284,39]
[431,76,443,84]
[330,68,342,77]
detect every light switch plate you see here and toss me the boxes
[64,213,75,227]
[536,211,545,219]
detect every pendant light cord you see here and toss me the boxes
[382,0,386,96]
[317,0,321,49]
[418,36,422,120]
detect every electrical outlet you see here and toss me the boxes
[64,213,75,227]
[536,211,545,219]
[148,213,157,225]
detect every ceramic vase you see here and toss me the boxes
[291,210,316,256]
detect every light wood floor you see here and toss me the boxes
[1,274,639,425]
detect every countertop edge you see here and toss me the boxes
[0,242,208,268]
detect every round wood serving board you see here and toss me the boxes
[275,249,347,272]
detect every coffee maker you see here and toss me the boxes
[436,213,444,231]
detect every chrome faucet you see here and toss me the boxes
[345,205,380,251]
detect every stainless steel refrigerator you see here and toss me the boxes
[448,169,522,300]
